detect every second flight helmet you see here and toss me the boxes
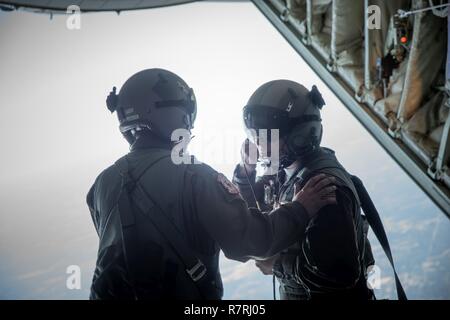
[106,68,197,144]
[243,80,325,168]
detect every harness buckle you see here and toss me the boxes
[186,260,207,282]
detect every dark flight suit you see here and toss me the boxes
[232,147,375,300]
[87,136,313,299]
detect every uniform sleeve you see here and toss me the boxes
[86,178,99,235]
[189,165,311,262]
[275,187,361,289]
[86,182,100,236]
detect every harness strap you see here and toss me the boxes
[114,154,212,299]
[351,175,407,301]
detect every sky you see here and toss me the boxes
[0,2,449,300]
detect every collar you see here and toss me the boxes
[130,132,173,151]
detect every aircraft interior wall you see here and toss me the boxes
[268,0,450,194]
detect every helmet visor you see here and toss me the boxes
[243,105,291,133]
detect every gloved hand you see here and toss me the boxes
[255,254,279,275]
[293,174,337,219]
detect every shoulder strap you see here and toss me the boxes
[114,155,211,299]
[351,175,408,300]
[296,157,361,205]
[114,157,142,299]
